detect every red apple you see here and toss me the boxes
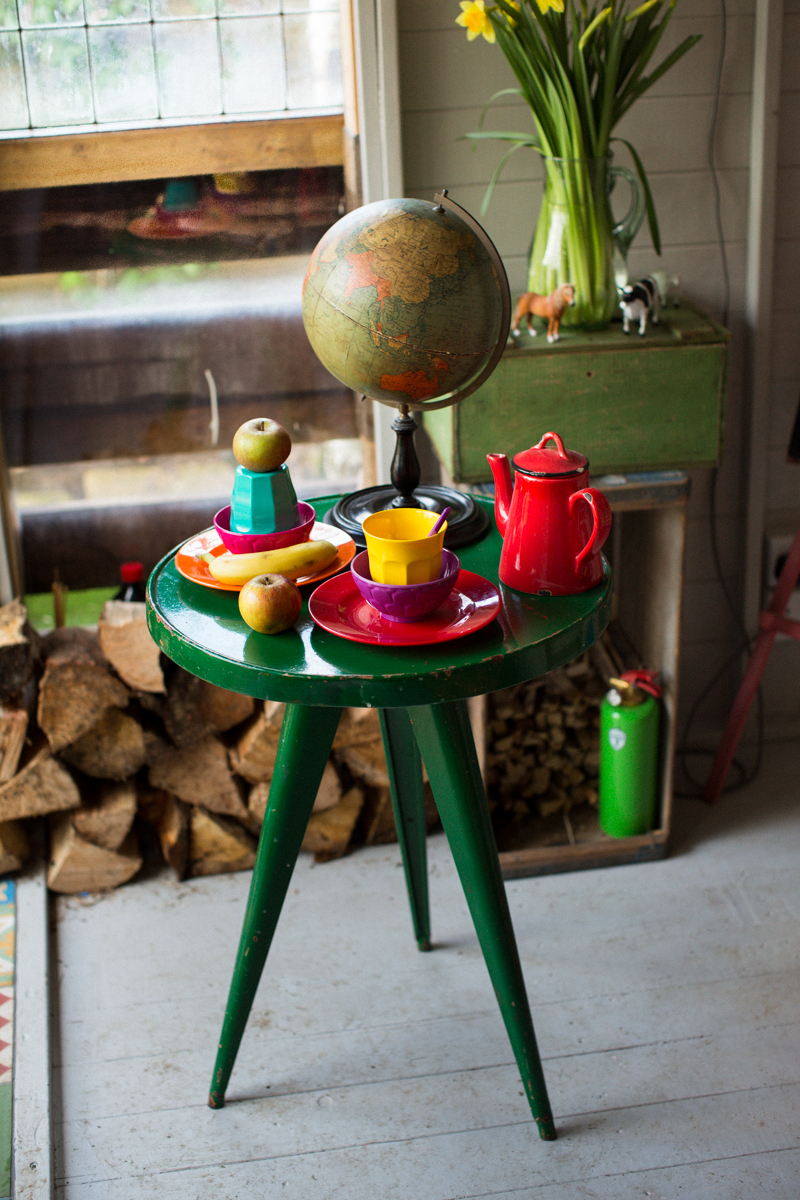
[238,573,301,634]
[232,418,292,473]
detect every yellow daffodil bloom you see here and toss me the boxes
[456,0,496,43]
[535,0,565,13]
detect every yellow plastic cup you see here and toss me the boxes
[362,508,448,585]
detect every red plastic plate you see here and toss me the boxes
[308,568,501,646]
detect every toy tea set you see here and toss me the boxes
[176,415,610,640]
[319,430,612,645]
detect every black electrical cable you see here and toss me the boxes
[674,0,765,798]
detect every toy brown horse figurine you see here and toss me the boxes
[511,283,576,343]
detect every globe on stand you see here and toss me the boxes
[301,191,511,547]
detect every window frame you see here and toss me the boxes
[0,0,405,599]
[0,112,344,189]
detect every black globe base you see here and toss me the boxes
[324,484,489,550]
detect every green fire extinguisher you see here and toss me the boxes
[599,670,661,838]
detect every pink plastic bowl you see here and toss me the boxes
[213,501,316,554]
[351,548,460,622]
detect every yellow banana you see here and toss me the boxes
[209,539,338,586]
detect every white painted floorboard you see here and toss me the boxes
[52,742,800,1199]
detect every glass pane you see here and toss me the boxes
[284,12,341,110]
[85,0,151,25]
[282,0,338,12]
[22,28,94,124]
[19,0,85,28]
[219,15,284,113]
[154,19,221,116]
[0,1,19,30]
[0,33,29,127]
[151,0,214,19]
[218,0,278,13]
[89,24,158,121]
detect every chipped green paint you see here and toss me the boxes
[424,303,728,483]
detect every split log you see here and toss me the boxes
[47,816,142,894]
[0,600,40,703]
[301,786,364,862]
[97,601,165,694]
[0,705,27,784]
[189,808,257,877]
[358,782,439,846]
[138,789,189,879]
[248,759,341,827]
[332,706,380,750]
[0,820,29,874]
[72,780,137,852]
[485,651,604,823]
[0,745,80,821]
[60,708,147,780]
[37,628,128,752]
[142,726,172,767]
[148,733,249,822]
[163,667,255,747]
[336,738,389,788]
[229,707,285,784]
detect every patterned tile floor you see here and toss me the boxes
[0,880,15,1200]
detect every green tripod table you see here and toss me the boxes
[146,495,611,1140]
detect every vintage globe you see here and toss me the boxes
[302,196,508,410]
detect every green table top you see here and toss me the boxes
[146,495,612,709]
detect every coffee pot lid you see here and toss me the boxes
[513,431,588,477]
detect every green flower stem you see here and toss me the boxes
[469,0,700,328]
[527,156,616,329]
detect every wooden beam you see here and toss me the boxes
[0,114,344,191]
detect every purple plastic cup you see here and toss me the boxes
[214,501,316,554]
[350,548,460,622]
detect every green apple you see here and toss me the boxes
[238,573,301,634]
[232,418,292,473]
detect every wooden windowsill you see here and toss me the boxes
[0,113,345,191]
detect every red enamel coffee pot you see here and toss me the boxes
[487,432,612,596]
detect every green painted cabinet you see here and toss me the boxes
[424,302,728,482]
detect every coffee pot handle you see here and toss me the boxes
[569,487,612,571]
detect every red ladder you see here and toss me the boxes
[704,518,800,802]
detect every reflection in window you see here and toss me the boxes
[0,0,342,134]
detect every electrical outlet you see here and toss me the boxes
[763,529,800,638]
[764,531,796,589]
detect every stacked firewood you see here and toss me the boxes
[0,598,437,895]
[485,651,607,826]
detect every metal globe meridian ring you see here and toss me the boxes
[302,192,512,414]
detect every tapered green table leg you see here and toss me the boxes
[208,703,342,1109]
[379,708,431,952]
[408,700,557,1140]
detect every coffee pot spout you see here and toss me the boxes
[487,453,513,536]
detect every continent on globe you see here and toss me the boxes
[302,198,505,408]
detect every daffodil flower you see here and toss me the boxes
[456,0,496,43]
[535,0,565,13]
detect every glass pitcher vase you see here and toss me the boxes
[527,155,646,332]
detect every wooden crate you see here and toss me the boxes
[467,472,688,879]
[423,303,728,482]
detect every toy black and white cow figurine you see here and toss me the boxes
[619,276,660,336]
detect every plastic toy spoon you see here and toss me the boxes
[428,507,451,537]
